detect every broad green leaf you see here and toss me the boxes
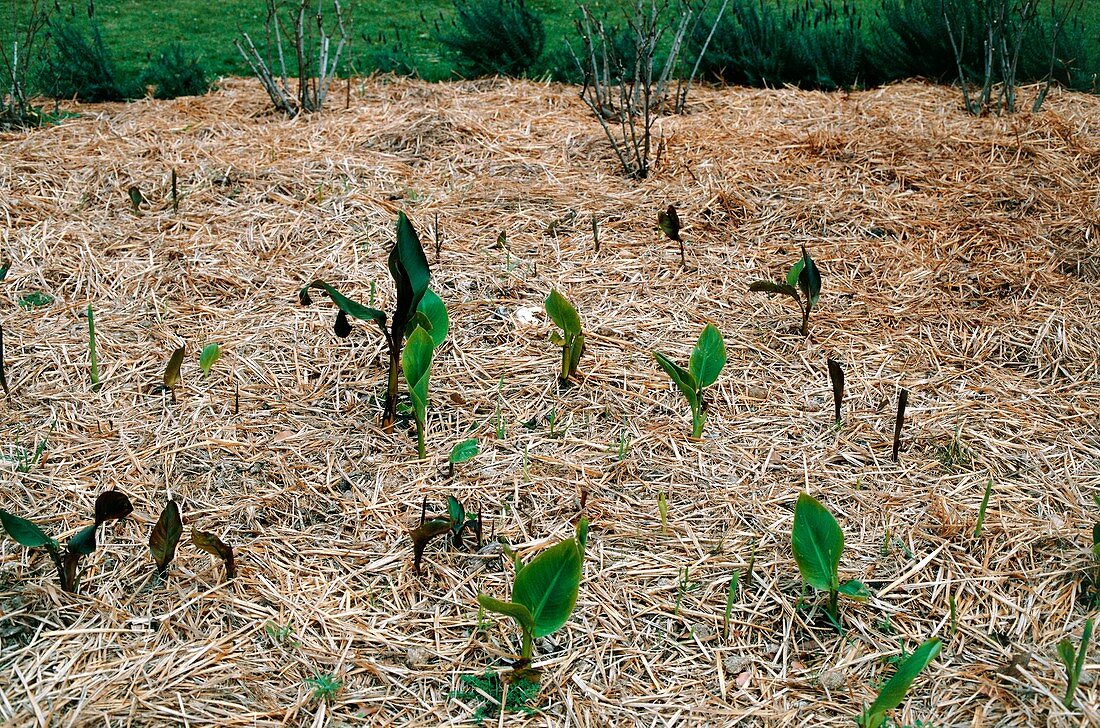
[545,289,581,337]
[0,509,54,549]
[409,517,452,572]
[191,527,236,579]
[689,324,726,389]
[786,258,805,288]
[798,245,822,309]
[94,491,133,525]
[299,280,387,331]
[839,579,871,601]
[477,593,536,637]
[791,492,843,592]
[512,536,583,638]
[449,439,480,465]
[389,211,431,341]
[67,524,98,556]
[149,500,183,574]
[413,289,449,347]
[446,496,465,525]
[199,343,221,376]
[859,638,941,728]
[401,327,435,423]
[653,351,699,411]
[163,345,185,389]
[749,280,802,303]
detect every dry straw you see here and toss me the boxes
[0,76,1098,725]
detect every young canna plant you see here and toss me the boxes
[856,638,941,728]
[658,204,685,267]
[791,492,869,626]
[545,289,584,385]
[408,496,481,572]
[0,491,132,593]
[1057,618,1094,710]
[299,212,448,432]
[149,499,183,576]
[653,323,726,438]
[477,518,588,664]
[199,343,221,377]
[749,245,821,336]
[191,526,236,581]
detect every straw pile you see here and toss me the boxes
[0,76,1098,726]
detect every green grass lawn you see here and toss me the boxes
[8,0,1099,88]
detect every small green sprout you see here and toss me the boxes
[791,492,870,626]
[749,244,821,336]
[163,345,185,402]
[19,291,52,310]
[0,491,132,593]
[452,669,540,722]
[199,343,221,377]
[657,491,668,532]
[448,438,480,476]
[87,306,100,391]
[477,519,587,663]
[653,323,727,438]
[856,639,941,728]
[722,572,739,640]
[974,479,993,537]
[401,326,434,459]
[545,289,584,385]
[305,673,342,704]
[657,204,685,267]
[191,526,236,581]
[264,621,296,646]
[1057,618,1093,709]
[409,496,482,572]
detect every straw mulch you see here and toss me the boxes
[0,76,1098,727]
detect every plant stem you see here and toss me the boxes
[416,418,426,459]
[382,336,399,433]
[827,588,839,624]
[560,339,571,383]
[521,627,533,660]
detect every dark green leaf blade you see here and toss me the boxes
[477,593,536,636]
[798,245,822,308]
[449,439,480,465]
[149,500,183,574]
[299,280,387,327]
[653,351,699,410]
[0,509,54,549]
[446,496,465,525]
[658,204,681,242]
[545,289,581,337]
[511,536,583,638]
[861,639,941,726]
[414,289,449,347]
[689,324,726,389]
[94,491,133,525]
[786,258,805,289]
[401,326,435,420]
[191,527,236,579]
[791,492,843,592]
[67,524,98,556]
[389,211,431,339]
[827,358,844,424]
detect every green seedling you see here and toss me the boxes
[299,212,447,433]
[128,185,144,214]
[191,526,236,580]
[163,345,185,402]
[673,565,696,616]
[448,438,480,477]
[10,419,55,473]
[658,204,685,267]
[974,479,993,537]
[0,490,132,593]
[264,621,296,646]
[749,244,821,336]
[199,343,221,377]
[658,491,668,532]
[722,572,739,640]
[892,389,908,462]
[87,306,100,391]
[409,496,482,572]
[0,323,9,397]
[1057,618,1093,709]
[616,431,630,461]
[653,323,727,438]
[149,499,183,576]
[401,326,434,458]
[477,518,588,663]
[545,289,584,385]
[305,673,342,704]
[856,639,941,728]
[791,492,870,625]
[452,669,540,722]
[827,358,843,425]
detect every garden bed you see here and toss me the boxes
[0,77,1098,725]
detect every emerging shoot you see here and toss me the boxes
[88,306,100,392]
[827,357,843,425]
[545,289,584,385]
[199,343,221,377]
[791,492,869,626]
[401,326,435,459]
[1057,618,1094,709]
[856,638,941,728]
[749,245,822,336]
[658,204,684,267]
[892,389,908,462]
[653,323,727,438]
